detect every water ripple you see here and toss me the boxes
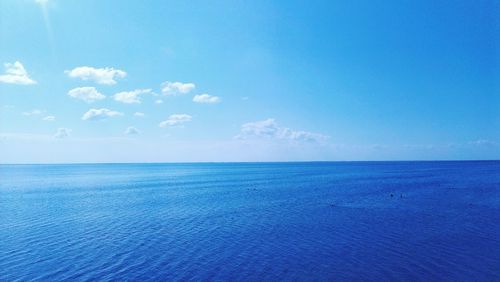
[0,162,499,280]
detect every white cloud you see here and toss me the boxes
[159,114,192,128]
[155,99,164,104]
[0,61,36,85]
[193,93,220,104]
[240,119,279,137]
[113,89,151,104]
[68,87,105,103]
[54,128,71,139]
[65,66,126,85]
[134,112,145,117]
[82,108,123,121]
[22,109,44,116]
[236,118,328,143]
[279,128,329,142]
[161,81,195,96]
[23,110,57,122]
[124,126,140,135]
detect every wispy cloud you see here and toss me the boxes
[159,114,192,128]
[65,66,126,85]
[68,87,105,103]
[0,61,36,85]
[134,112,145,117]
[193,93,220,104]
[236,118,328,143]
[161,81,195,96]
[22,109,44,116]
[155,99,164,104]
[54,128,71,139]
[82,108,123,121]
[43,115,55,121]
[113,89,151,104]
[469,139,498,147]
[124,126,140,135]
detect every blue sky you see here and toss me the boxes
[0,0,498,163]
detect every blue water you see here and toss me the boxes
[0,161,499,281]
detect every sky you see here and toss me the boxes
[0,0,498,163]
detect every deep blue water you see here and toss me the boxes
[0,161,499,281]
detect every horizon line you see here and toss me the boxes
[1,159,498,166]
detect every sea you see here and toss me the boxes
[0,161,499,281]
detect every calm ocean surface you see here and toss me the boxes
[0,161,499,281]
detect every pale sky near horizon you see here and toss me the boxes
[0,0,498,163]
